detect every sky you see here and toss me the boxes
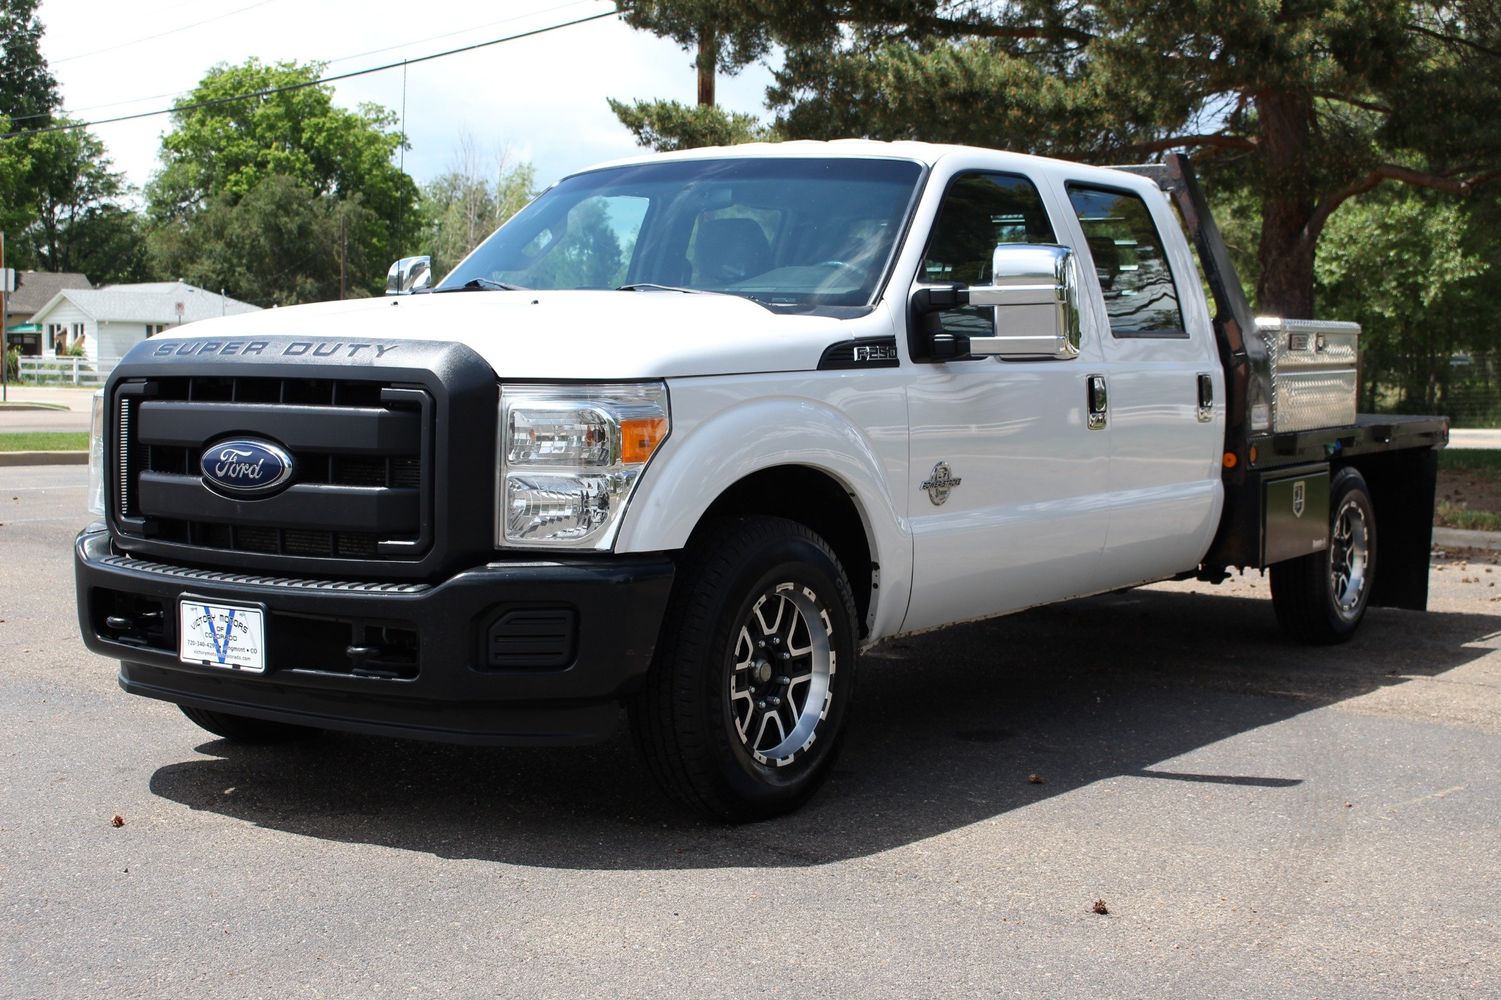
[32,0,776,201]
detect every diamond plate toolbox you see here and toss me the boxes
[1256,317,1359,432]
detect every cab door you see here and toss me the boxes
[902,169,1112,634]
[1061,182,1224,587]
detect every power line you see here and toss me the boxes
[53,0,282,65]
[323,0,601,67]
[1,8,619,141]
[7,0,605,124]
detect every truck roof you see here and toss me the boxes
[575,139,1152,193]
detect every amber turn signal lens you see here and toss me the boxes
[621,417,668,464]
[1222,451,1238,469]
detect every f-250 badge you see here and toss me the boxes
[853,343,898,363]
[921,462,962,506]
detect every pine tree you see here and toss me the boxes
[620,1,1501,317]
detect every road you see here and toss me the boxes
[2,465,1498,999]
[0,387,95,435]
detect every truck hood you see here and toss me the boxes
[146,290,868,379]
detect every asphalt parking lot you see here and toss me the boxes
[3,464,1498,999]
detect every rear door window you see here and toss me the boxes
[1066,185,1186,338]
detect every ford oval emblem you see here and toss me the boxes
[200,439,294,497]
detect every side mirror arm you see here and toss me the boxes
[908,283,970,362]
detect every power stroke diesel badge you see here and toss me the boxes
[200,439,294,497]
[921,462,963,506]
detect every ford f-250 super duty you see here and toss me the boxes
[75,143,1447,820]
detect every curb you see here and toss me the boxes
[0,451,88,467]
[1432,527,1501,553]
[0,402,70,411]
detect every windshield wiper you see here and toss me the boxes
[616,283,704,294]
[437,277,528,292]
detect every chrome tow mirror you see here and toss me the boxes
[385,255,432,295]
[966,244,1081,360]
[910,244,1082,362]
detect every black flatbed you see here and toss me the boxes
[1251,413,1448,470]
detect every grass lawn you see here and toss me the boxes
[0,431,89,452]
[1436,449,1501,530]
[1438,450,1501,475]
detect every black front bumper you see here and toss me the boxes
[75,528,675,745]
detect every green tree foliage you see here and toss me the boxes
[1317,190,1496,417]
[608,98,772,152]
[150,174,376,308]
[1,3,149,285]
[0,0,59,125]
[419,137,536,275]
[10,125,148,283]
[619,1,1501,318]
[148,59,418,297]
[0,116,31,236]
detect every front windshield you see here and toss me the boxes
[438,157,925,309]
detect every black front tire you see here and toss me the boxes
[630,516,859,822]
[1270,466,1377,644]
[179,705,318,744]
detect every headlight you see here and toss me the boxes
[498,383,669,548]
[87,390,106,516]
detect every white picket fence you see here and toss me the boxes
[15,356,120,386]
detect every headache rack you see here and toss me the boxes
[1112,154,1360,440]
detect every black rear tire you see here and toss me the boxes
[180,705,318,744]
[629,516,859,822]
[1270,466,1377,644]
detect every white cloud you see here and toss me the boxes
[35,0,776,201]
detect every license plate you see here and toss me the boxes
[178,600,266,673]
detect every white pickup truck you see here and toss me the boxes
[75,142,1447,820]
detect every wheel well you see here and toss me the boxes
[700,466,875,635]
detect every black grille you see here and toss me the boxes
[113,374,432,567]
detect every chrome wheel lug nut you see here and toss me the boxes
[756,699,767,710]
[775,676,789,685]
[757,640,766,648]
[768,697,781,707]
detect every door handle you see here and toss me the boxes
[1197,372,1214,422]
[1087,374,1107,430]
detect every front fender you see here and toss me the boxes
[614,376,911,641]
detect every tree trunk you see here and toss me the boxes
[1254,90,1316,319]
[696,26,716,107]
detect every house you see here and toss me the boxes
[3,270,93,356]
[28,281,260,363]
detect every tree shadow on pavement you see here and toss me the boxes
[147,585,1501,869]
